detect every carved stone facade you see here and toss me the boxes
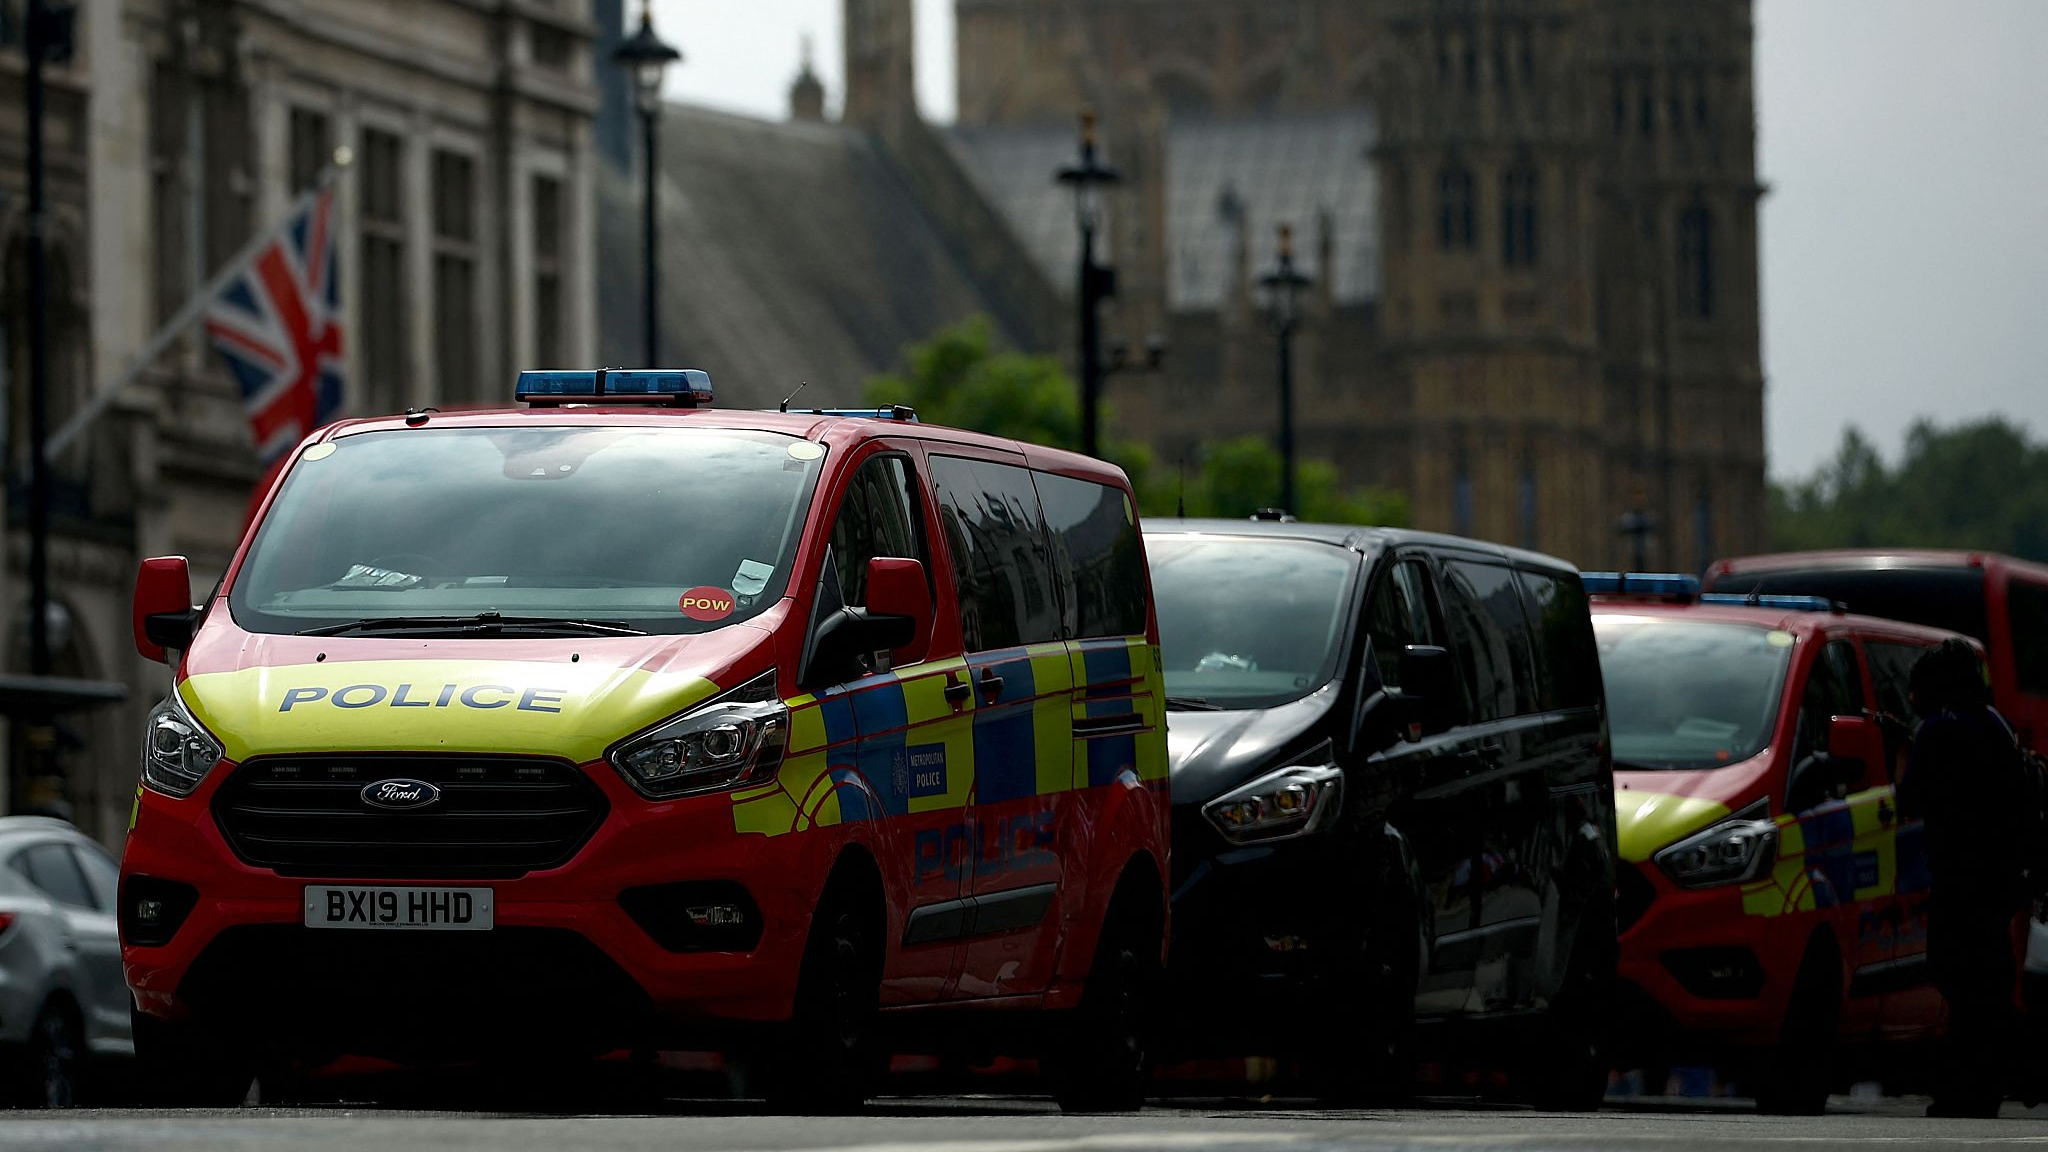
[0,0,600,843]
[933,0,1765,570]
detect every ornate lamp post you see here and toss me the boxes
[1259,224,1313,515]
[1055,110,1121,459]
[611,0,681,368]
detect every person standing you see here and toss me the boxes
[1898,638,2029,1119]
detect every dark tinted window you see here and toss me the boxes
[1793,639,1866,770]
[2011,580,2048,695]
[1867,639,1932,780]
[1517,569,1601,710]
[1365,558,1444,689]
[14,843,94,909]
[930,457,1060,651]
[828,455,928,609]
[1442,559,1535,720]
[1708,566,1989,644]
[1036,472,1146,639]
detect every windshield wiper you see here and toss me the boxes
[1166,695,1223,711]
[297,612,648,638]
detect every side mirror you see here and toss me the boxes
[1825,714,1884,784]
[1397,644,1460,737]
[862,557,932,666]
[133,556,197,664]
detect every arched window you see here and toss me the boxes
[1502,161,1539,267]
[1678,202,1714,319]
[1438,162,1475,251]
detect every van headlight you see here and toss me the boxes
[608,672,788,799]
[1655,802,1778,888]
[141,692,224,798]
[1202,743,1344,844]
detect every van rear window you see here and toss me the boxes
[2011,580,2048,695]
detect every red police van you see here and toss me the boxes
[1704,550,2048,754]
[120,370,1170,1110]
[1589,574,1991,1112]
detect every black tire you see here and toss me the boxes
[20,1002,83,1109]
[131,1004,254,1108]
[1046,882,1161,1113]
[1311,884,1421,1106]
[1522,907,1618,1112]
[1754,941,1840,1116]
[760,882,882,1113]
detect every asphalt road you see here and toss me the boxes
[9,1096,2048,1152]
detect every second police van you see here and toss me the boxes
[1589,573,2005,1113]
[118,370,1170,1110]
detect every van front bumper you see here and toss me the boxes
[121,758,835,1055]
[1615,859,1802,1053]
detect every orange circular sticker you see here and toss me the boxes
[679,586,737,622]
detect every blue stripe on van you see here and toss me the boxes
[1081,641,1137,787]
[973,656,1040,805]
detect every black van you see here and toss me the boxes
[1150,521,1617,1106]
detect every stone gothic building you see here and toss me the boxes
[938,0,1767,571]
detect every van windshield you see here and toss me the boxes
[1594,617,1792,770]
[230,426,825,636]
[1148,535,1357,709]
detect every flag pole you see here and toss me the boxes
[44,151,351,460]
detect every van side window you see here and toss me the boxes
[1516,569,1601,710]
[1793,639,1867,772]
[930,456,1061,651]
[1366,558,1444,689]
[1035,471,1146,638]
[2011,580,2048,695]
[828,455,929,608]
[1866,639,1929,780]
[1443,558,1535,720]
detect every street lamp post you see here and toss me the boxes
[1056,111,1121,459]
[1259,224,1313,516]
[22,0,76,678]
[612,0,681,369]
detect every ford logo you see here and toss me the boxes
[361,778,442,810]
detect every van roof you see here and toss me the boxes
[305,406,1135,490]
[1142,518,1580,576]
[1709,548,2048,583]
[1589,596,1979,648]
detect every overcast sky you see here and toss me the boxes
[655,0,2048,482]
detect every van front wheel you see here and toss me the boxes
[760,886,882,1114]
[131,1004,254,1108]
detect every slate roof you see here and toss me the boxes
[595,104,1026,411]
[946,110,1380,311]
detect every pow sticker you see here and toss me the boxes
[680,586,736,622]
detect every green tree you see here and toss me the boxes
[866,317,1409,527]
[1770,418,2048,561]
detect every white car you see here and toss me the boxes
[0,817,129,1107]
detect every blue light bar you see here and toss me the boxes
[515,370,600,399]
[1700,593,1841,613]
[1581,572,1701,597]
[514,369,714,407]
[804,407,919,422]
[605,370,715,404]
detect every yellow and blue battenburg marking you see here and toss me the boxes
[1738,790,1931,917]
[729,637,1164,839]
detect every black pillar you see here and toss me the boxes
[1078,221,1102,459]
[641,108,659,368]
[25,0,54,676]
[1277,325,1297,516]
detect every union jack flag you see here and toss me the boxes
[204,185,345,464]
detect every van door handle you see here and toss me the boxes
[978,670,1006,703]
[944,679,972,707]
[1474,742,1506,764]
